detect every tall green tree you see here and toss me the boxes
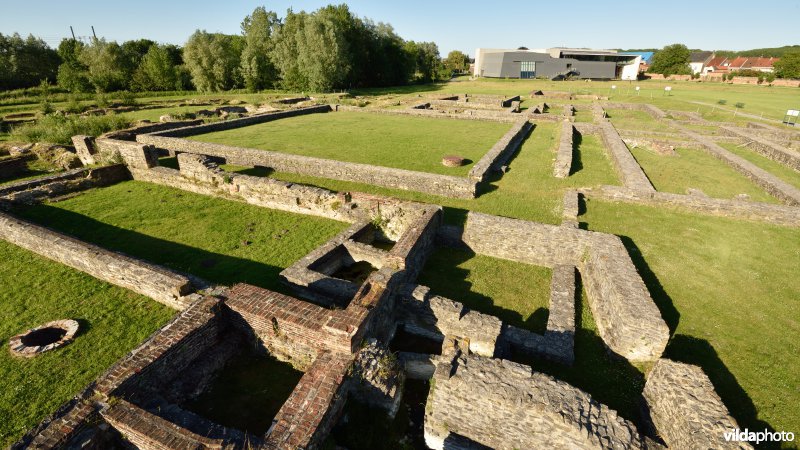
[240,6,280,91]
[0,33,60,90]
[78,39,132,92]
[132,44,188,91]
[773,51,800,79]
[445,50,470,73]
[649,44,691,76]
[183,31,244,92]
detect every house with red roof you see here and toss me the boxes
[727,56,779,73]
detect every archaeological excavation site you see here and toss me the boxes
[2,89,798,450]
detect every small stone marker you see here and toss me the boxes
[441,155,465,167]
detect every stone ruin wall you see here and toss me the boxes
[335,104,521,123]
[0,211,194,309]
[643,359,752,450]
[720,126,800,171]
[460,211,669,363]
[554,120,574,178]
[467,119,531,181]
[671,122,800,205]
[595,120,656,192]
[149,104,333,138]
[581,185,800,227]
[0,165,129,208]
[425,354,648,450]
[0,154,32,179]
[133,133,479,199]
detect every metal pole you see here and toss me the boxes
[91,26,97,40]
[70,26,76,40]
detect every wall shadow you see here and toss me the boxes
[664,335,782,449]
[618,235,680,333]
[570,130,585,175]
[11,206,291,293]
[416,246,549,335]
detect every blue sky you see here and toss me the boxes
[1,0,798,55]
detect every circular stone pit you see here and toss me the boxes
[9,319,79,358]
[441,155,466,167]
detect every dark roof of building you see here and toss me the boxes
[690,51,714,63]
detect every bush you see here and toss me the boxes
[64,94,84,114]
[10,114,131,145]
[117,90,137,106]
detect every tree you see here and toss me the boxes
[240,6,280,91]
[183,31,244,92]
[78,39,130,92]
[445,50,469,74]
[773,51,800,79]
[649,44,691,76]
[132,44,186,91]
[0,33,60,90]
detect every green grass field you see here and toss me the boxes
[581,199,800,442]
[224,123,620,225]
[418,248,552,334]
[188,111,511,176]
[0,240,174,447]
[631,147,778,202]
[719,142,800,189]
[14,181,348,291]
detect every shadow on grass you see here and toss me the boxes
[570,130,584,175]
[664,335,782,449]
[512,274,647,426]
[474,124,535,199]
[617,235,680,333]
[11,206,289,292]
[417,247,548,334]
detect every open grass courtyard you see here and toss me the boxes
[188,111,512,176]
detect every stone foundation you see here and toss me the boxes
[643,359,752,450]
[0,154,32,179]
[720,126,800,171]
[554,120,574,178]
[0,212,194,308]
[424,354,647,449]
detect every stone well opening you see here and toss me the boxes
[20,327,67,346]
[8,319,79,358]
[350,222,396,251]
[309,244,383,285]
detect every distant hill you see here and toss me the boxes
[714,45,799,58]
[619,45,798,58]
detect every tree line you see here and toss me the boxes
[0,4,472,94]
[648,43,800,79]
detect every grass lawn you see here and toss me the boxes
[222,122,620,225]
[187,111,511,176]
[605,108,658,129]
[719,142,800,189]
[630,147,778,202]
[13,181,348,291]
[417,248,552,334]
[0,240,174,447]
[581,199,800,443]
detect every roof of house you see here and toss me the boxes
[690,51,714,64]
[706,56,729,68]
[728,56,779,69]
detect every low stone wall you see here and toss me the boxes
[335,104,520,123]
[0,154,31,179]
[720,126,800,171]
[770,78,800,87]
[135,134,478,199]
[461,212,669,363]
[424,354,646,449]
[603,102,667,120]
[581,185,800,227]
[0,212,194,308]
[597,121,656,191]
[745,122,800,143]
[672,122,800,205]
[732,76,759,85]
[146,104,332,138]
[643,359,752,450]
[0,165,129,207]
[554,120,574,178]
[468,120,532,181]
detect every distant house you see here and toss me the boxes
[728,56,779,73]
[689,51,715,74]
[620,51,654,73]
[704,56,729,73]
